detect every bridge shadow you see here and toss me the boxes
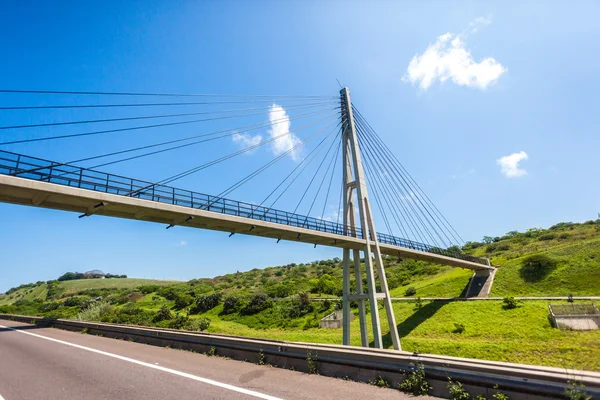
[371,300,450,349]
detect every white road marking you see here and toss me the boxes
[0,324,281,400]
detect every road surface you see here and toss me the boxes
[0,319,440,400]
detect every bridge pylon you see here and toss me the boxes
[340,88,401,351]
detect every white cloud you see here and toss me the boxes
[268,104,302,161]
[232,132,262,149]
[497,151,528,178]
[402,17,506,90]
[175,240,188,247]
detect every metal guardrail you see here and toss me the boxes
[1,314,598,399]
[0,150,488,265]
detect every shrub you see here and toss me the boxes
[75,302,114,322]
[137,285,160,294]
[502,296,519,310]
[222,296,241,315]
[453,323,465,334]
[190,293,222,314]
[307,351,318,374]
[414,297,423,310]
[565,381,592,400]
[485,243,498,253]
[265,283,292,299]
[153,305,173,322]
[39,302,61,312]
[538,233,557,241]
[398,364,431,395]
[558,233,570,240]
[240,293,271,315]
[173,293,194,310]
[186,317,211,331]
[168,313,189,329]
[405,286,417,296]
[371,376,389,388]
[519,254,558,282]
[496,242,511,251]
[448,378,471,400]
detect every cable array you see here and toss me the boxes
[0,88,476,262]
[352,105,463,249]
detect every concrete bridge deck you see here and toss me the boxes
[0,172,492,271]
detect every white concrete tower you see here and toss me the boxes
[340,88,401,351]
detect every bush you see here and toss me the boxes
[222,296,241,315]
[241,293,272,315]
[485,243,498,253]
[186,317,211,332]
[75,302,114,322]
[496,242,511,251]
[519,254,558,282]
[63,296,89,308]
[138,285,160,294]
[173,293,194,310]
[448,378,471,400]
[153,305,173,322]
[538,233,557,241]
[39,302,61,312]
[502,296,519,310]
[288,292,313,318]
[398,364,431,395]
[565,381,592,400]
[168,313,190,329]
[405,286,417,297]
[190,293,222,314]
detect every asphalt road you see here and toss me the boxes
[0,319,440,400]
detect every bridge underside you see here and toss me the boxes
[0,174,492,271]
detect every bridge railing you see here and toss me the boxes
[0,150,488,266]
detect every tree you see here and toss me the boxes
[482,236,494,244]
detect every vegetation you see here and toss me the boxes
[398,364,431,395]
[1,219,599,371]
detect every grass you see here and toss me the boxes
[389,268,473,298]
[193,300,600,371]
[491,238,600,296]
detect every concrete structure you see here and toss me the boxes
[0,173,493,271]
[549,304,600,330]
[339,88,400,350]
[320,311,354,329]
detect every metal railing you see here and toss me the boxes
[0,150,488,265]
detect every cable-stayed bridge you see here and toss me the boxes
[0,88,494,351]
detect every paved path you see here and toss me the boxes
[0,319,440,400]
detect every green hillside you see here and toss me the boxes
[1,219,599,370]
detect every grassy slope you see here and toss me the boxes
[0,278,178,305]
[2,221,600,370]
[191,300,599,370]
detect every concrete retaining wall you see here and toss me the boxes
[1,313,599,400]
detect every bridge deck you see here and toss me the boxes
[0,151,492,270]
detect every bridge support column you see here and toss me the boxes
[340,88,401,351]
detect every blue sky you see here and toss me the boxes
[1,1,599,292]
